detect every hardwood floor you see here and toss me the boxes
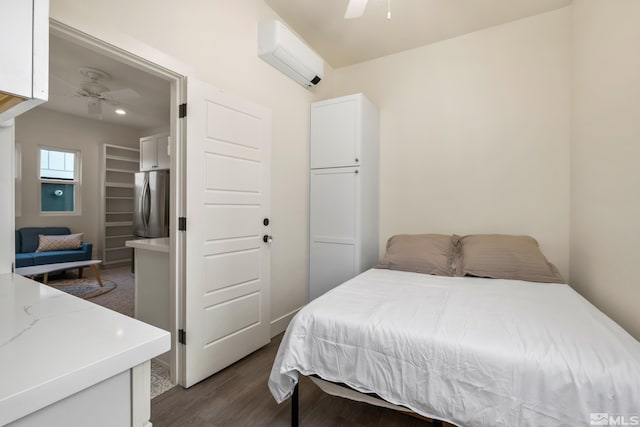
[151,335,451,427]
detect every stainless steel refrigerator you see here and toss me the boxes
[134,170,169,238]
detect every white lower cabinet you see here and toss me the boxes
[309,167,359,300]
[127,238,171,368]
[7,362,153,427]
[8,370,130,427]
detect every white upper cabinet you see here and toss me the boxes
[140,133,170,171]
[2,2,33,97]
[0,0,48,124]
[310,95,361,168]
[140,137,156,171]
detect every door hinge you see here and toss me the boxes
[179,103,187,118]
[178,329,186,345]
[178,217,187,231]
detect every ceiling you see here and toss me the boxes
[45,34,170,130]
[265,0,572,68]
[44,1,573,123]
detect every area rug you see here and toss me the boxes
[49,278,118,300]
[151,360,175,399]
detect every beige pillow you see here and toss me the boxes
[459,234,564,283]
[36,233,84,252]
[377,234,456,277]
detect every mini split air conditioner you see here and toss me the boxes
[258,20,324,89]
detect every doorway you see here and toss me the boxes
[18,18,273,393]
[14,19,185,388]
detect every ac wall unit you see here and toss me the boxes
[258,20,323,89]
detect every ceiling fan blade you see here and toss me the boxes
[102,88,141,100]
[51,73,81,91]
[344,0,368,19]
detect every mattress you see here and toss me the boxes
[269,269,640,427]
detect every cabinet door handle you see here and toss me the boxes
[355,158,359,163]
[263,235,273,243]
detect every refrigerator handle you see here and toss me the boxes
[144,177,151,232]
[143,176,151,231]
[139,177,146,233]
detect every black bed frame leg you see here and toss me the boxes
[291,383,299,427]
[290,380,440,427]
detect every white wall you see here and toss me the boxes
[139,126,169,138]
[570,0,640,340]
[330,8,572,277]
[15,108,140,259]
[0,121,15,273]
[49,0,322,329]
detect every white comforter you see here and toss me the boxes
[269,269,640,427]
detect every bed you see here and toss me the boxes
[269,234,640,427]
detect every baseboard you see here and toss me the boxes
[270,306,303,337]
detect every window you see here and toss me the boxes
[39,148,80,214]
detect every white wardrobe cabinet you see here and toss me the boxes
[140,133,170,171]
[309,93,379,301]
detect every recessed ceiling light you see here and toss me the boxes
[115,109,126,115]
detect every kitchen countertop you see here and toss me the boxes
[0,273,170,425]
[125,237,170,253]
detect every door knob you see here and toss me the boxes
[263,235,273,243]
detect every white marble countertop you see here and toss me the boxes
[0,273,171,425]
[125,237,170,253]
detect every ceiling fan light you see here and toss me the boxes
[115,108,126,115]
[88,99,102,115]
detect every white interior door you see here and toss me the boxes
[184,79,271,387]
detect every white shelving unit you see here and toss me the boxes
[102,144,140,267]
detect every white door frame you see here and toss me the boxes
[49,19,189,386]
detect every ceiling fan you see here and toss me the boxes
[53,66,140,116]
[344,0,392,20]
